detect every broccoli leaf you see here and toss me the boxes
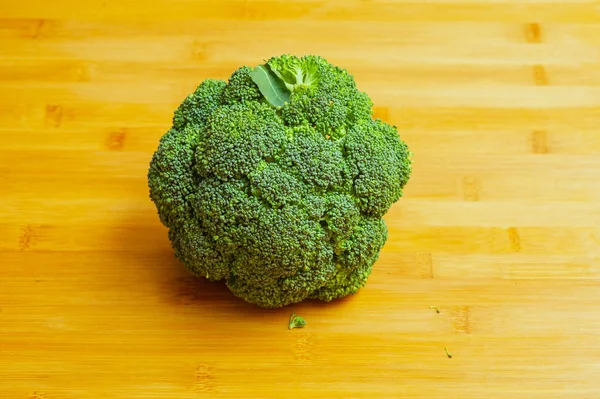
[250,64,291,108]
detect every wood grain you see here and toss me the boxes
[1,1,600,398]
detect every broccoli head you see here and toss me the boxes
[148,54,412,308]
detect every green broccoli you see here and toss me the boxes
[148,54,412,309]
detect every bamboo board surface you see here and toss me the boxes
[1,1,600,398]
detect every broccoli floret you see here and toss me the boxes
[283,124,345,189]
[148,54,412,308]
[196,101,285,179]
[221,66,263,105]
[310,217,387,301]
[345,118,412,217]
[173,79,226,130]
[169,218,230,281]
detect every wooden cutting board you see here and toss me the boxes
[1,1,599,398]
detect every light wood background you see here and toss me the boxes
[1,1,600,398]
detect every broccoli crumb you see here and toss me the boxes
[288,313,306,330]
[445,347,453,358]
